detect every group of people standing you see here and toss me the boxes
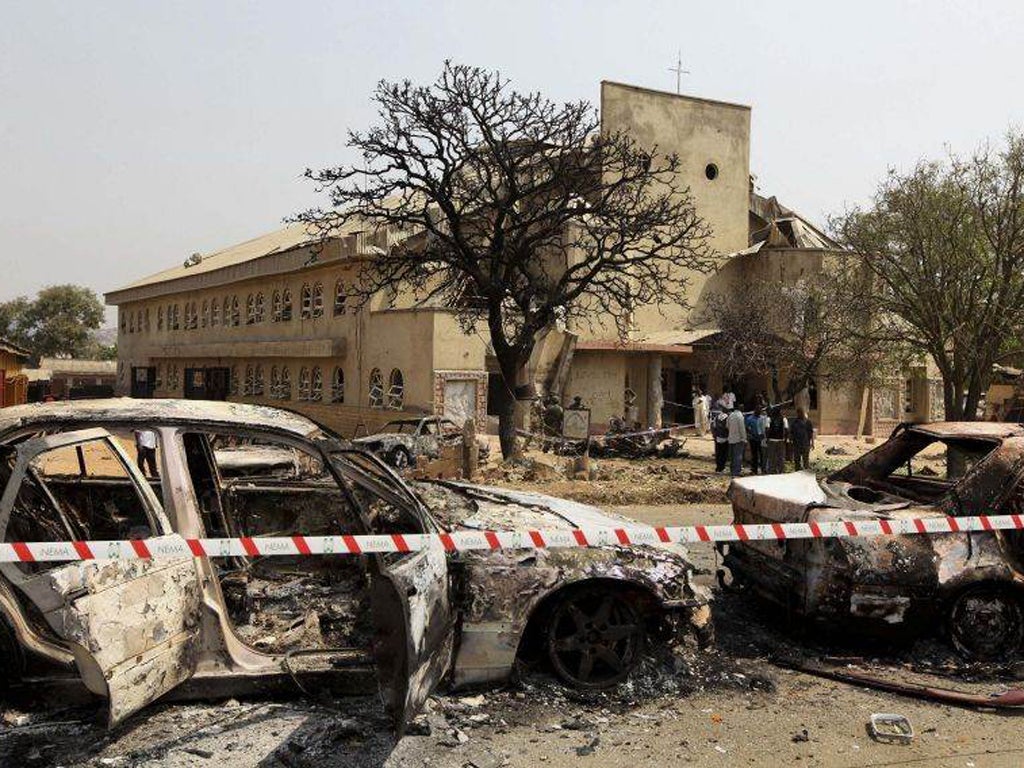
[693,387,815,477]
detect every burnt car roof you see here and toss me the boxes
[905,422,1024,440]
[0,398,322,439]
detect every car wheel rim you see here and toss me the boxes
[547,590,643,688]
[950,589,1023,660]
[394,451,408,468]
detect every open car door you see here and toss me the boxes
[0,428,201,726]
[329,447,454,731]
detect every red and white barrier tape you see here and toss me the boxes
[2,513,1021,562]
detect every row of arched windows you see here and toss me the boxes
[122,280,355,335]
[153,362,400,409]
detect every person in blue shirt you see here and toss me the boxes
[745,405,768,474]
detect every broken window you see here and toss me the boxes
[298,366,311,401]
[280,366,292,399]
[331,366,345,403]
[3,437,157,576]
[387,369,405,410]
[334,281,347,315]
[300,284,312,319]
[369,368,384,408]
[833,431,999,504]
[311,366,323,402]
[187,432,378,654]
[281,288,293,321]
[312,282,324,318]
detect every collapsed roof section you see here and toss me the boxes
[747,188,840,252]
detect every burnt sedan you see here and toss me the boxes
[352,416,490,470]
[0,399,709,728]
[720,421,1024,660]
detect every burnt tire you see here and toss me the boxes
[545,586,645,689]
[949,586,1024,661]
[385,445,412,470]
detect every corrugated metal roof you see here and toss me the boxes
[110,222,318,293]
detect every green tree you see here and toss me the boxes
[0,285,106,360]
[832,131,1024,420]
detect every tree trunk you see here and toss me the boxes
[497,392,518,461]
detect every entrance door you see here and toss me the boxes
[131,366,157,398]
[0,428,201,725]
[671,370,694,425]
[205,367,230,401]
[443,379,477,427]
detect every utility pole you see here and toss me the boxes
[667,50,689,95]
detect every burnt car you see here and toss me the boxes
[0,399,709,728]
[352,416,490,470]
[720,421,1024,660]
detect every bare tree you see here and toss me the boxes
[832,131,1024,420]
[296,63,714,458]
[703,263,893,404]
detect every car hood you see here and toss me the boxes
[425,482,638,532]
[728,471,915,524]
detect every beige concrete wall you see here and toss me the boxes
[598,82,751,337]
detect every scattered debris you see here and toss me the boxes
[868,713,914,744]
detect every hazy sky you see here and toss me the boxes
[2,1,1022,324]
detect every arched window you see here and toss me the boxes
[144,307,150,332]
[128,311,135,334]
[230,365,239,396]
[157,364,165,387]
[246,294,256,325]
[387,369,404,410]
[311,366,323,401]
[300,284,312,319]
[172,304,180,330]
[254,365,265,396]
[298,367,311,401]
[244,365,254,396]
[333,280,347,316]
[211,298,220,327]
[270,366,280,398]
[254,293,265,323]
[201,300,208,328]
[231,296,240,326]
[368,368,384,408]
[311,282,324,318]
[120,311,126,332]
[330,367,345,403]
[157,305,164,331]
[281,288,293,321]
[280,366,292,399]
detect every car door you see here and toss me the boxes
[0,428,201,726]
[326,447,454,730]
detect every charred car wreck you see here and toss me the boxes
[352,416,490,470]
[0,400,709,728]
[721,422,1024,660]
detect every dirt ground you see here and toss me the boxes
[5,437,1017,768]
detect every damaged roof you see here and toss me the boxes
[906,421,1024,439]
[0,337,31,360]
[748,190,840,251]
[0,398,323,438]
